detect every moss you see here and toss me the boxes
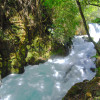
[10,52,24,74]
[0,62,2,68]
[62,77,100,100]
[34,57,46,65]
[26,51,38,64]
[25,35,52,64]
[96,56,100,68]
[0,55,2,69]
[51,41,67,56]
[11,67,19,74]
[96,91,100,96]
[93,55,100,77]
[11,67,17,73]
[51,48,66,56]
[94,96,100,100]
[0,4,67,78]
[0,71,1,75]
[85,92,92,99]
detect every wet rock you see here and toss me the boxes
[19,67,25,74]
[96,56,100,68]
[90,68,96,72]
[62,77,100,100]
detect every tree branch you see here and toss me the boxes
[88,3,100,7]
[76,0,100,55]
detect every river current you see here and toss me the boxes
[0,23,100,100]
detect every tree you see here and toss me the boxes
[76,0,100,55]
[45,0,78,44]
[86,0,100,7]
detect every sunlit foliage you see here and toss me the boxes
[43,0,79,44]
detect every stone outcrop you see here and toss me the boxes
[62,77,100,100]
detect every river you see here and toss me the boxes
[0,23,99,100]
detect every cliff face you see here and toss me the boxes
[0,0,68,78]
[0,0,51,77]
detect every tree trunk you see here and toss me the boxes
[76,0,100,55]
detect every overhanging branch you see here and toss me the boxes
[88,3,100,7]
[76,0,100,55]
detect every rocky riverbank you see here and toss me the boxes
[62,56,100,100]
[62,77,100,100]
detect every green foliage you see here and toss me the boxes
[44,0,79,44]
[26,35,52,63]
[53,0,78,44]
[51,48,66,56]
[42,0,54,8]
[91,54,99,58]
[96,67,100,77]
[87,0,100,5]
[79,0,100,23]
[81,0,100,5]
[92,17,100,23]
[84,6,99,23]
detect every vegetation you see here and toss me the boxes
[0,0,76,77]
[0,0,100,99]
[0,0,53,77]
[0,0,79,77]
[62,77,100,100]
[51,0,78,44]
[62,0,100,99]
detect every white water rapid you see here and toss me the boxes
[0,23,100,100]
[89,23,100,43]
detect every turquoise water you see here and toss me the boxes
[0,36,96,100]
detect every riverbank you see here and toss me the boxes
[0,35,68,78]
[62,28,100,100]
[0,35,96,100]
[62,56,100,100]
[62,77,100,100]
[0,0,75,78]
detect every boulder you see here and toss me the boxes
[96,56,100,68]
[62,77,100,100]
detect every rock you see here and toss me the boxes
[62,77,100,100]
[34,57,46,65]
[90,68,96,72]
[96,56,100,68]
[19,67,25,74]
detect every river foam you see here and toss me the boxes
[0,35,96,100]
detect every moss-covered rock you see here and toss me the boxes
[25,51,36,64]
[10,53,21,73]
[0,0,68,78]
[10,49,26,74]
[95,56,100,77]
[51,41,67,56]
[62,77,100,100]
[96,56,100,68]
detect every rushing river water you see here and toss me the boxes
[89,23,100,43]
[1,23,100,100]
[0,35,96,100]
